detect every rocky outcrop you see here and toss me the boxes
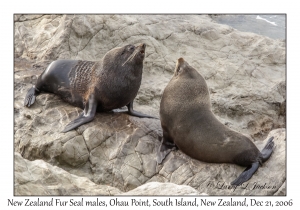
[14,14,286,195]
[14,101,286,196]
[14,14,285,138]
[15,152,200,196]
[119,182,202,196]
[14,152,122,195]
[14,128,285,196]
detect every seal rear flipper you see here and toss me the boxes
[231,162,259,186]
[127,101,158,119]
[260,136,275,162]
[62,94,97,133]
[24,86,39,107]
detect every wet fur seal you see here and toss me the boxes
[24,43,156,132]
[158,58,274,185]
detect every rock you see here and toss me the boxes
[15,151,205,196]
[14,14,285,139]
[14,152,121,195]
[119,182,202,195]
[14,14,286,196]
[274,181,286,196]
[14,104,286,196]
[60,135,89,167]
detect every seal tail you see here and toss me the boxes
[24,86,40,107]
[231,136,275,186]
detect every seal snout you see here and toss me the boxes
[138,43,146,59]
[174,57,185,76]
[139,43,146,54]
[178,57,185,64]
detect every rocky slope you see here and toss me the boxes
[14,14,286,195]
[15,152,200,196]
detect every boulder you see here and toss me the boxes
[14,14,286,195]
[14,14,286,138]
[15,152,205,196]
[119,182,202,196]
[14,152,121,195]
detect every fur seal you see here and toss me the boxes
[24,43,156,132]
[158,58,274,185]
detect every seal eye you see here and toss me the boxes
[129,46,135,51]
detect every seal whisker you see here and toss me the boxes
[122,49,139,66]
[122,53,135,66]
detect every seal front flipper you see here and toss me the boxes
[24,86,40,107]
[157,131,177,164]
[231,162,259,186]
[62,94,97,133]
[126,101,158,119]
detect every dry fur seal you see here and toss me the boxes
[158,58,274,185]
[24,43,156,132]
